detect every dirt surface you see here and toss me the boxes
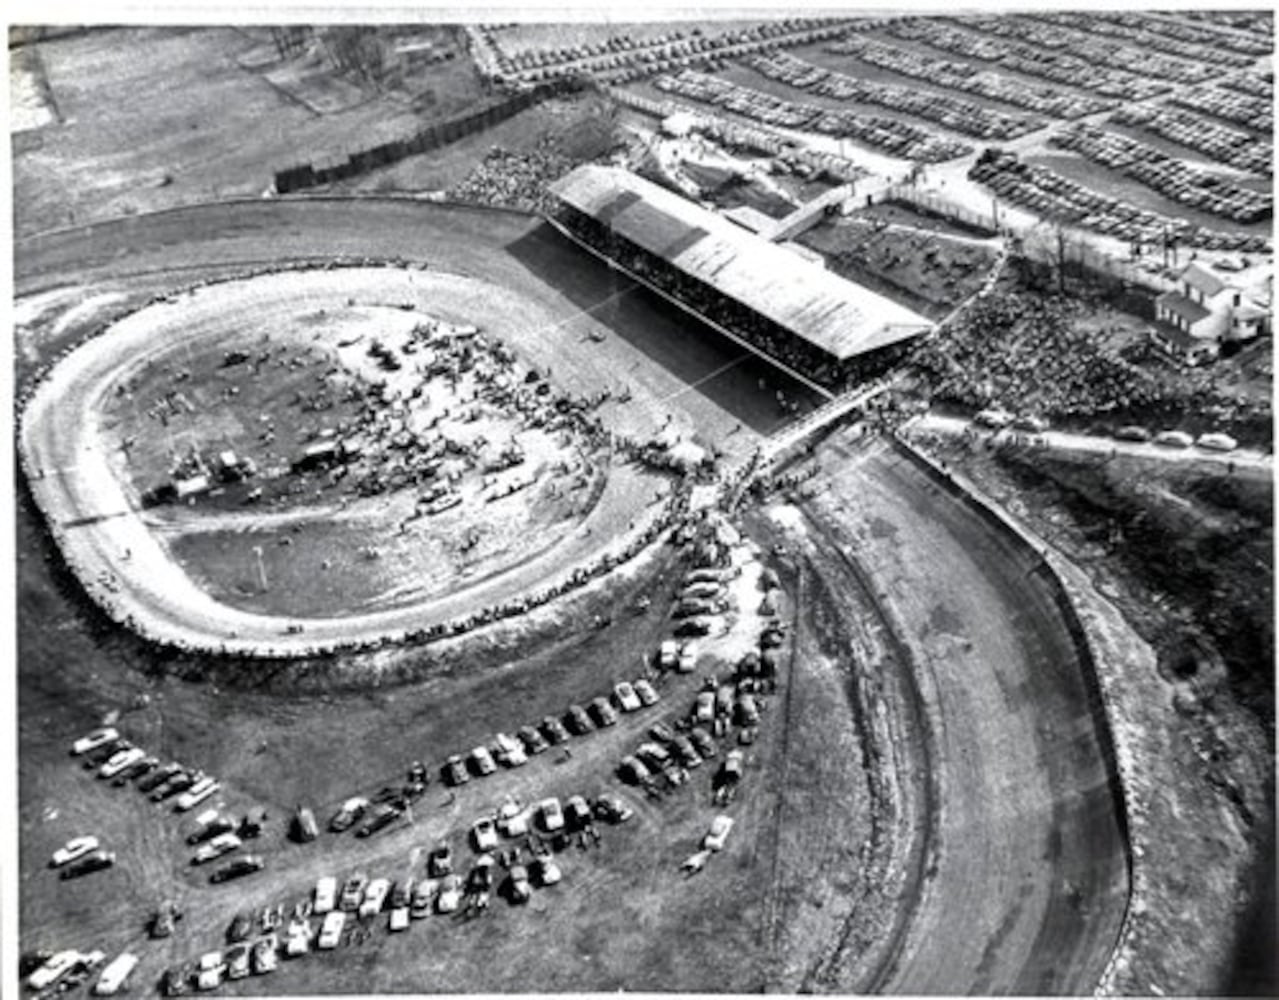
[770,431,1129,994]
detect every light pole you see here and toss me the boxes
[252,545,268,592]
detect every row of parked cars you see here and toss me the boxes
[652,69,972,164]
[1041,10,1270,62]
[748,48,1040,142]
[1047,124,1272,224]
[1170,84,1273,135]
[975,409,1241,453]
[23,948,143,997]
[969,149,1270,253]
[1109,105,1272,178]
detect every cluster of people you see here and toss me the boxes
[746,49,1040,142]
[653,69,971,164]
[1048,124,1272,224]
[1108,105,1272,179]
[449,140,578,215]
[970,149,1271,253]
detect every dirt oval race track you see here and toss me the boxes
[797,433,1130,994]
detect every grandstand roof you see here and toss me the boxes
[548,165,934,361]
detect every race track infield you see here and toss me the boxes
[17,199,822,655]
[795,431,1129,994]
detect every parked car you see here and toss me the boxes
[469,854,496,892]
[695,691,715,724]
[72,727,119,756]
[589,696,618,727]
[518,724,549,755]
[469,745,498,776]
[193,832,242,865]
[313,876,337,915]
[659,639,679,670]
[564,704,594,735]
[672,736,702,768]
[285,922,311,957]
[151,770,199,803]
[28,951,88,992]
[497,800,530,837]
[612,681,642,712]
[442,755,470,786]
[175,777,221,813]
[93,952,139,996]
[226,912,253,944]
[594,793,634,823]
[112,755,158,786]
[636,741,672,770]
[1154,429,1193,448]
[293,806,319,843]
[507,864,532,903]
[1012,415,1049,433]
[531,854,562,886]
[61,850,115,879]
[436,874,463,914]
[187,812,234,846]
[565,795,593,830]
[339,873,368,912]
[149,901,183,940]
[195,952,224,992]
[329,796,369,832]
[1197,431,1238,452]
[389,906,410,932]
[617,755,651,785]
[317,911,345,950]
[99,747,146,779]
[677,643,697,673]
[689,727,718,758]
[634,678,660,706]
[491,732,528,767]
[471,817,499,852]
[224,945,251,981]
[161,963,193,997]
[209,856,264,884]
[359,878,391,918]
[540,715,571,745]
[356,803,402,839]
[51,836,100,868]
[975,407,1013,428]
[138,762,182,793]
[390,877,415,911]
[428,843,453,877]
[675,616,715,637]
[736,693,760,727]
[537,797,565,833]
[703,814,735,852]
[251,935,277,975]
[648,721,677,743]
[410,879,437,919]
[1115,425,1152,442]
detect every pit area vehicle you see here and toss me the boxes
[472,817,499,852]
[677,643,698,672]
[51,836,100,868]
[589,696,618,727]
[61,850,116,879]
[564,704,594,735]
[391,877,415,910]
[703,814,735,852]
[594,793,634,823]
[428,843,453,877]
[442,755,470,786]
[672,736,702,768]
[317,911,345,950]
[72,727,119,756]
[285,922,311,957]
[469,854,496,893]
[162,963,194,997]
[410,879,437,919]
[1012,415,1049,433]
[695,691,715,725]
[537,797,565,832]
[389,906,410,932]
[209,855,264,884]
[340,873,368,911]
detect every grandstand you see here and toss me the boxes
[546,164,934,394]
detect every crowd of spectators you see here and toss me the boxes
[448,139,579,214]
[969,149,1271,253]
[1169,84,1273,134]
[1109,105,1273,177]
[1031,12,1262,66]
[745,49,1041,141]
[885,17,1172,102]
[1047,124,1272,224]
[834,28,1115,120]
[652,69,972,163]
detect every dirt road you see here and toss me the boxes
[794,431,1129,993]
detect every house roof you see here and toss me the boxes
[1179,261,1228,298]
[548,164,934,361]
[1157,290,1212,326]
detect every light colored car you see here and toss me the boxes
[92,952,139,996]
[532,855,562,886]
[469,745,497,776]
[285,929,310,958]
[1196,432,1238,452]
[72,727,119,756]
[612,681,642,712]
[472,817,499,852]
[251,936,277,975]
[313,876,337,915]
[681,850,711,874]
[195,952,224,991]
[491,733,528,767]
[193,832,241,865]
[507,864,532,903]
[51,835,100,868]
[389,907,410,932]
[695,691,715,724]
[99,747,145,779]
[594,793,634,823]
[633,678,660,706]
[703,814,735,852]
[317,911,345,950]
[677,643,697,673]
[436,874,463,914]
[410,878,438,919]
[359,878,391,918]
[1154,429,1193,448]
[175,777,221,812]
[497,800,529,837]
[1115,425,1152,443]
[537,797,564,833]
[975,408,1013,429]
[224,945,250,981]
[28,951,84,991]
[659,639,679,670]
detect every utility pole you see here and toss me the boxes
[252,545,268,592]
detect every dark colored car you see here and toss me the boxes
[672,736,702,768]
[689,727,718,758]
[226,912,253,944]
[151,770,199,802]
[82,739,128,768]
[60,850,116,879]
[356,803,402,839]
[441,755,469,787]
[588,697,618,728]
[138,762,182,793]
[112,755,159,786]
[648,721,677,744]
[209,855,264,884]
[540,716,571,745]
[564,704,594,736]
[329,797,368,833]
[188,817,237,846]
[162,964,193,997]
[150,901,183,939]
[468,858,495,893]
[428,844,453,878]
[517,725,549,755]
